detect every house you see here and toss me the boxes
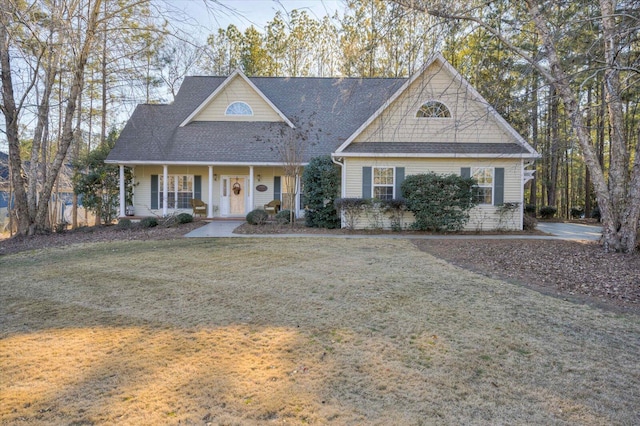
[105,54,539,230]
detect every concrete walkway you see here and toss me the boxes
[185,220,603,241]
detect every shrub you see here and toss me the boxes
[570,207,584,219]
[381,198,407,231]
[334,198,370,229]
[176,213,193,224]
[246,209,268,225]
[302,156,341,228]
[139,216,158,228]
[524,204,537,216]
[54,222,68,233]
[401,173,477,231]
[117,218,132,229]
[276,209,291,224]
[539,206,557,219]
[591,207,601,220]
[523,214,538,231]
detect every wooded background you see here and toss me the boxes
[1,0,638,249]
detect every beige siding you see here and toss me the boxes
[342,157,523,231]
[193,77,283,122]
[353,62,514,144]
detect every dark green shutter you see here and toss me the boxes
[194,176,202,200]
[494,168,504,206]
[395,167,405,198]
[362,167,372,199]
[274,176,281,201]
[461,167,471,179]
[151,175,158,209]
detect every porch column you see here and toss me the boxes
[119,165,126,217]
[249,165,254,212]
[162,165,168,217]
[208,166,214,218]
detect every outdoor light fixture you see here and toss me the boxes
[213,174,218,181]
[257,174,262,182]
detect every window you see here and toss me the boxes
[225,101,253,116]
[159,175,194,209]
[373,167,394,200]
[472,167,493,204]
[416,101,451,118]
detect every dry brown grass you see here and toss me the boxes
[1,238,639,425]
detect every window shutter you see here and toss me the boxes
[494,168,504,206]
[395,167,405,198]
[362,167,372,199]
[274,176,281,201]
[461,167,471,179]
[151,175,158,209]
[194,176,202,200]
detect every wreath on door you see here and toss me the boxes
[232,181,241,195]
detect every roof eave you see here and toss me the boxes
[332,152,541,159]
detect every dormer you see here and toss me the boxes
[180,70,294,127]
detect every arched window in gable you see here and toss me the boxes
[225,101,253,116]
[416,101,451,118]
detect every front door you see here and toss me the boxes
[221,176,247,216]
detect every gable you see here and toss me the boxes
[192,75,283,122]
[352,61,512,144]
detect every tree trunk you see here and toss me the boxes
[0,20,30,234]
[34,0,104,233]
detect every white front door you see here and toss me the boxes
[221,176,247,216]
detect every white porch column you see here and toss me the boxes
[162,165,168,217]
[295,174,301,218]
[119,165,126,217]
[249,165,255,212]
[208,166,214,218]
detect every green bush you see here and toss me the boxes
[302,155,341,228]
[246,209,268,225]
[401,173,477,231]
[570,207,584,219]
[381,198,408,232]
[524,204,537,216]
[117,218,132,229]
[539,206,557,219]
[139,216,158,228]
[276,209,291,224]
[176,213,193,224]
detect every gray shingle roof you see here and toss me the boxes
[107,76,406,164]
[341,142,531,155]
[107,74,534,164]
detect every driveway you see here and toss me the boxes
[536,222,602,241]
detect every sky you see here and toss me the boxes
[173,0,344,38]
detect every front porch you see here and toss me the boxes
[116,164,303,220]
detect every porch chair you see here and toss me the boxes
[264,200,281,215]
[190,198,207,217]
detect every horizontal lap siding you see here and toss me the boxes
[193,77,282,122]
[343,158,522,230]
[354,64,512,144]
[132,166,289,215]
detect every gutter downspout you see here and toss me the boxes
[331,155,345,228]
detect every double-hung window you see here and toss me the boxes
[373,167,394,200]
[159,175,194,209]
[472,167,493,205]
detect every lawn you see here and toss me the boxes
[1,238,638,425]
